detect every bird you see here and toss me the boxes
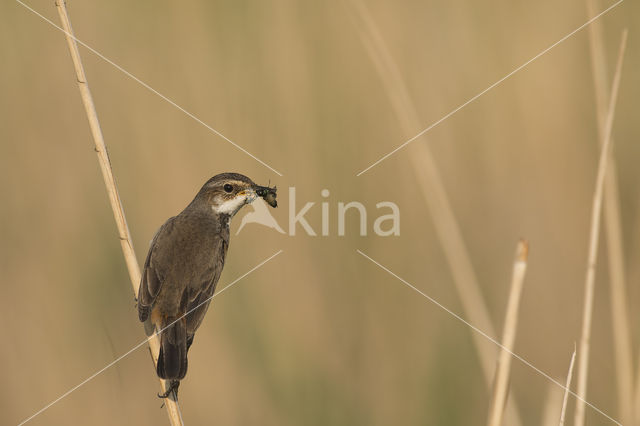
[137,172,277,399]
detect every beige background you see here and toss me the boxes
[1,0,638,425]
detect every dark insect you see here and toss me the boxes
[256,185,278,208]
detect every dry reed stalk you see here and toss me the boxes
[347,2,523,425]
[636,350,640,425]
[573,29,627,426]
[637,354,640,426]
[586,2,634,423]
[559,346,577,426]
[486,240,529,426]
[54,2,183,424]
[541,383,563,426]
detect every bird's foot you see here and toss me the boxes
[157,379,180,399]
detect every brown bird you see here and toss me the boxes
[137,172,277,398]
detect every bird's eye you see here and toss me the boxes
[223,184,233,193]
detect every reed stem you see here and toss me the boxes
[54,2,183,424]
[573,28,627,426]
[486,240,529,426]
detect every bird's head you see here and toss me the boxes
[197,172,276,218]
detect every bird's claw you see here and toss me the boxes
[157,380,180,399]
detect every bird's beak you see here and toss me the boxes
[237,187,258,203]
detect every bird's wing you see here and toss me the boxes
[137,217,176,322]
[185,237,228,336]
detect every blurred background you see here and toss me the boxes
[1,0,638,424]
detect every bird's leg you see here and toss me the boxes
[157,379,180,399]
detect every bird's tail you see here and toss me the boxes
[157,316,188,380]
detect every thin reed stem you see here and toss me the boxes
[54,1,183,424]
[346,2,524,425]
[540,383,563,426]
[573,29,627,426]
[585,2,634,423]
[487,240,529,426]
[559,345,577,426]
[636,349,640,425]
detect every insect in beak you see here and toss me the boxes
[255,185,278,208]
